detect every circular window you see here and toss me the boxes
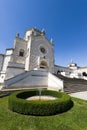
[40,46,46,54]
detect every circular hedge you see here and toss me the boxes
[8,89,73,116]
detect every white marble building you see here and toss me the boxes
[0,28,63,91]
[0,28,54,81]
[55,61,87,79]
[0,28,87,90]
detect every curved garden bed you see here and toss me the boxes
[8,89,73,116]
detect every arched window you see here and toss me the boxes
[19,49,24,57]
[83,72,87,76]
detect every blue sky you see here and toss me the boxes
[0,0,87,67]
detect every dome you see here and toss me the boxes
[68,60,77,68]
[68,63,77,67]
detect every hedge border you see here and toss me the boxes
[8,89,73,116]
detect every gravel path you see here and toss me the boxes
[26,96,57,100]
[70,91,87,100]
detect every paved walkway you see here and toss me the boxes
[70,91,87,100]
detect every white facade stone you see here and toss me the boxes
[28,36,54,73]
[0,54,4,71]
[54,65,72,75]
[12,37,27,64]
[0,28,54,87]
[2,49,13,72]
[4,70,63,92]
[1,27,87,91]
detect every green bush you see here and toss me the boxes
[8,90,73,116]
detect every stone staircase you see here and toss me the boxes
[55,74,87,93]
[2,70,63,92]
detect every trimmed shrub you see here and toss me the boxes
[8,90,73,116]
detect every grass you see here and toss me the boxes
[0,96,87,130]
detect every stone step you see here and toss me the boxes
[55,74,87,94]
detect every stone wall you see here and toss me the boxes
[0,54,4,71]
[2,49,13,72]
[48,73,63,91]
[54,65,72,74]
[12,37,27,64]
[5,62,25,80]
[29,36,54,73]
[3,70,63,92]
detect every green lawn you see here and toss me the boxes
[0,96,87,130]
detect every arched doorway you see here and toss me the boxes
[40,61,48,69]
[83,72,87,76]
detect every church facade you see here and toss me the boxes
[0,28,87,90]
[0,28,54,83]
